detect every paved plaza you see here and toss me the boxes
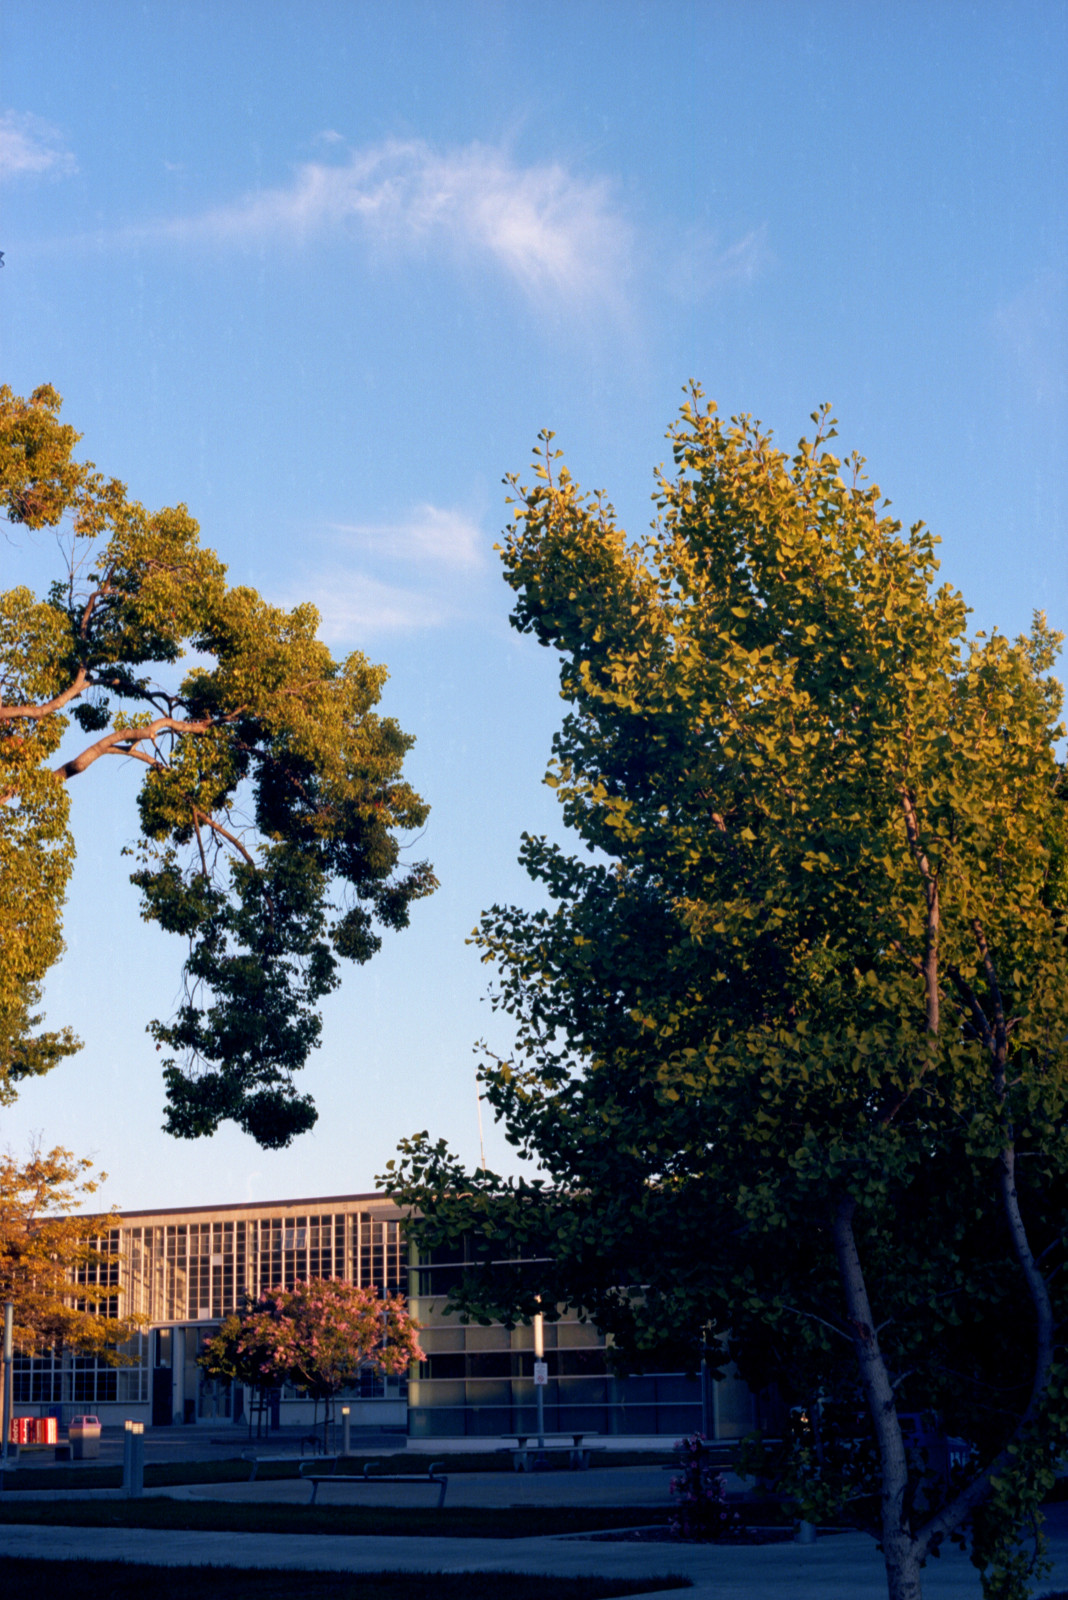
[3,1430,1068,1598]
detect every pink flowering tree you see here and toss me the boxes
[200,1278,423,1447]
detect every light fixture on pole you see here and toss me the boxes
[533,1305,547,1452]
[487,1259,555,1453]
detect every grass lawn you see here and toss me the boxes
[0,1558,691,1599]
[0,1450,675,1492]
[0,1497,674,1539]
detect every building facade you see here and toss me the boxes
[14,1192,408,1430]
[14,1189,772,1441]
[408,1233,770,1441]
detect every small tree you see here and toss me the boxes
[196,1310,275,1437]
[0,1144,144,1360]
[669,1434,742,1542]
[199,1278,423,1449]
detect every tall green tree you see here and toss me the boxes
[1,385,435,1145]
[389,393,1068,1600]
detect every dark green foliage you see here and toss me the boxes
[1,385,435,1141]
[144,852,335,1146]
[389,397,1068,1600]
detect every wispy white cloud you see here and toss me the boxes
[277,502,490,641]
[994,269,1066,405]
[330,504,486,570]
[0,111,76,181]
[289,572,450,641]
[131,137,631,308]
[666,223,771,302]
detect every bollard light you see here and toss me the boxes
[123,1420,145,1498]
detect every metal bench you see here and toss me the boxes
[241,1450,335,1482]
[303,1458,448,1507]
[501,1432,599,1470]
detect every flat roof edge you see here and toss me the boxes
[110,1191,400,1221]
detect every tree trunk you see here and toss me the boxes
[881,1526,925,1600]
[833,1195,925,1600]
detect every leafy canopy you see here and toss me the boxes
[389,393,1068,1600]
[0,1144,144,1361]
[0,385,436,1146]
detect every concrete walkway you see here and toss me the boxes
[3,1516,1068,1598]
[3,1456,1068,1598]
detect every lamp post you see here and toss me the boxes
[533,1308,546,1451]
[700,1331,714,1439]
[487,1258,555,1450]
[1,1302,13,1468]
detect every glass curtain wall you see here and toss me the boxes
[408,1240,709,1439]
[13,1200,408,1417]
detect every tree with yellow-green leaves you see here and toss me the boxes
[389,393,1068,1600]
[0,1145,143,1358]
[1,385,436,1146]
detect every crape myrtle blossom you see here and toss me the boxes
[200,1277,424,1413]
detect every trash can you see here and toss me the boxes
[68,1415,102,1460]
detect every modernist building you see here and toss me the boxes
[14,1189,770,1440]
[14,1192,409,1430]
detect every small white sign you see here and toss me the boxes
[533,1361,549,1387]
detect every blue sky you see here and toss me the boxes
[1,0,1065,1212]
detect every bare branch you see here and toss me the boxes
[778,1302,855,1346]
[0,664,90,722]
[889,938,927,984]
[52,713,232,784]
[191,809,209,879]
[191,805,257,870]
[945,964,995,1053]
